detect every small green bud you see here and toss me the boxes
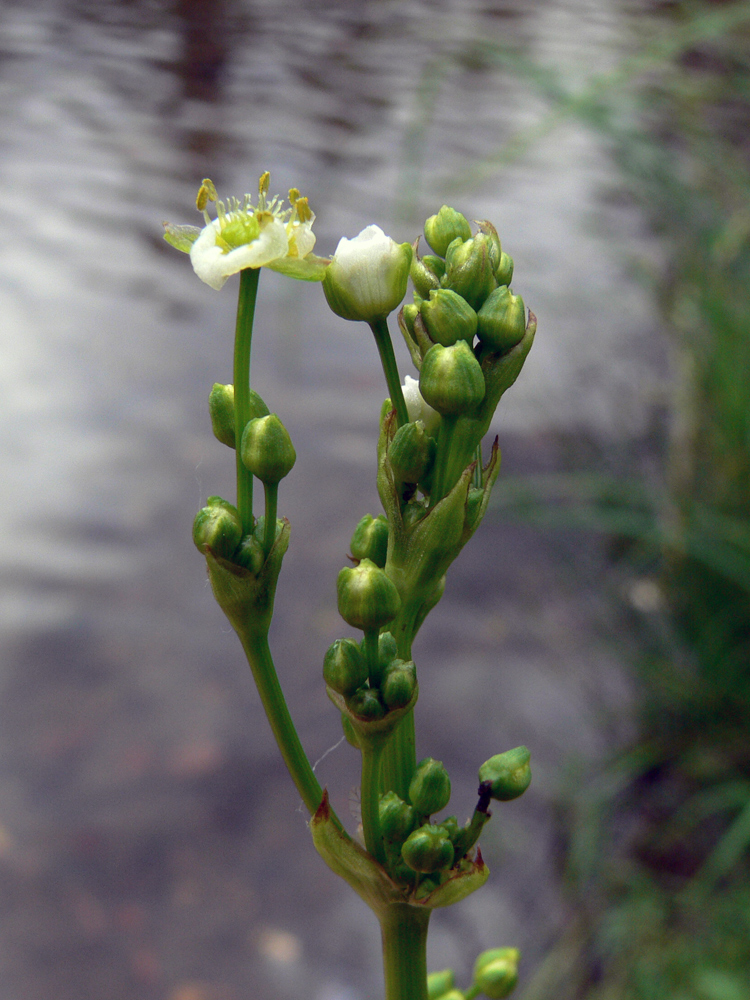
[401,302,420,340]
[442,234,498,311]
[410,250,442,299]
[377,631,399,672]
[478,746,531,801]
[192,497,242,558]
[419,341,486,417]
[208,383,236,448]
[379,790,417,843]
[323,638,369,696]
[420,288,478,347]
[350,513,389,568]
[495,251,514,287]
[423,255,446,282]
[388,420,436,484]
[233,532,265,573]
[246,388,271,421]
[409,757,451,815]
[476,286,526,353]
[252,515,283,546]
[424,206,472,257]
[337,558,401,631]
[439,815,461,843]
[240,414,296,484]
[346,686,386,721]
[473,948,520,999]
[323,225,412,322]
[427,970,455,1000]
[401,824,454,873]
[476,220,502,271]
[381,658,417,710]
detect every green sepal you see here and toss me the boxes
[204,518,290,638]
[326,680,419,751]
[266,253,330,281]
[163,222,201,252]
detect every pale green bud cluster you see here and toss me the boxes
[427,947,520,1000]
[323,628,417,724]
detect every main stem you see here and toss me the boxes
[360,741,386,866]
[380,903,430,1000]
[234,267,261,534]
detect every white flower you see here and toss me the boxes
[402,375,441,436]
[322,225,412,323]
[164,174,326,289]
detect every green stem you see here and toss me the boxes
[263,481,278,555]
[360,741,387,866]
[370,317,409,427]
[380,609,418,800]
[429,413,458,506]
[380,903,430,1000]
[363,628,382,688]
[234,268,261,534]
[238,629,324,817]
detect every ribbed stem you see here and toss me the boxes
[263,481,278,555]
[234,268,261,534]
[360,741,386,866]
[380,903,430,1000]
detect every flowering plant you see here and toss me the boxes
[166,177,536,1000]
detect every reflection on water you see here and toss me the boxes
[0,2,652,998]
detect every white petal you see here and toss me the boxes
[402,375,441,435]
[189,218,290,290]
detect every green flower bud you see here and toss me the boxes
[252,514,283,546]
[476,286,526,353]
[337,558,401,631]
[442,234,497,311]
[476,220,502,271]
[379,790,417,843]
[350,513,389,568]
[240,414,296,485]
[192,497,242,559]
[420,288,478,347]
[376,630,399,672]
[403,499,428,529]
[409,757,451,815]
[233,532,265,573]
[424,206,472,257]
[381,658,417,710]
[388,420,436,484]
[410,250,442,299]
[478,746,531,801]
[419,341,485,417]
[323,225,412,322]
[495,251,514,287]
[208,383,236,448]
[401,824,454,873]
[439,815,461,843]
[436,992,464,1000]
[427,970,455,1000]
[346,686,385,721]
[323,638,369,696]
[424,255,446,282]
[473,948,520,999]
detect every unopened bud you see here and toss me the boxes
[478,746,531,801]
[419,341,485,416]
[323,225,412,322]
[337,558,401,631]
[233,532,265,572]
[346,686,386,721]
[350,513,389,568]
[389,420,436,484]
[420,288,478,347]
[401,824,454,873]
[409,757,451,815]
[376,631,399,672]
[240,414,296,484]
[208,383,236,448]
[379,790,417,843]
[424,206,472,257]
[410,250,442,299]
[323,638,369,696]
[381,658,417,709]
[427,969,455,1000]
[495,251,514,287]
[473,948,520,999]
[442,234,497,311]
[476,286,526,353]
[192,497,242,558]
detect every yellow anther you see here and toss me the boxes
[258,171,270,196]
[288,187,301,205]
[295,196,312,223]
[196,178,217,211]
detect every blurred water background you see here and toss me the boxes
[1,1,749,999]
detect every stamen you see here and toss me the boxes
[295,196,312,223]
[288,187,301,205]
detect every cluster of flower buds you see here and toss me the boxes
[323,628,417,724]
[428,947,520,1000]
[193,384,295,567]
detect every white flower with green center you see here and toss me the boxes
[322,225,412,322]
[164,173,327,289]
